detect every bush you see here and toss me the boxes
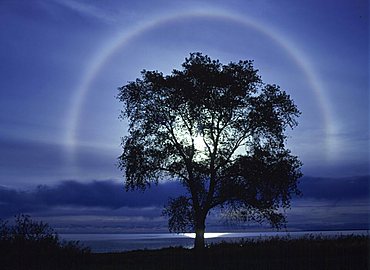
[0,214,90,270]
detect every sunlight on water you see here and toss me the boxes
[181,232,230,239]
[60,230,368,252]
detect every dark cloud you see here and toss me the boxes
[37,180,184,208]
[1,175,369,219]
[0,176,368,232]
[298,175,369,200]
[0,180,184,218]
[285,175,370,231]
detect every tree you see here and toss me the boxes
[117,52,302,250]
[0,214,90,269]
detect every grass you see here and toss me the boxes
[1,233,369,269]
[85,234,369,270]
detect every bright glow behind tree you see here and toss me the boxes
[117,53,302,249]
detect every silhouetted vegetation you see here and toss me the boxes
[117,52,302,249]
[1,216,367,270]
[86,234,369,270]
[0,215,90,270]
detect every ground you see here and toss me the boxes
[1,234,368,270]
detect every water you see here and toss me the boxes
[60,230,368,253]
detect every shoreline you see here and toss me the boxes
[60,229,369,253]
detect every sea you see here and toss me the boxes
[60,230,368,253]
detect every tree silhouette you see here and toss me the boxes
[117,53,302,250]
[0,214,89,269]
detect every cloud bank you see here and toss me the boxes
[0,176,368,232]
[0,180,184,218]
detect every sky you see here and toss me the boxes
[0,0,368,233]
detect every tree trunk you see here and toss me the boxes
[194,215,206,250]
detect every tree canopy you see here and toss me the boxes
[117,52,302,249]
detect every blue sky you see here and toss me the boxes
[0,0,368,232]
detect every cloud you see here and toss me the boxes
[297,175,369,200]
[52,0,116,23]
[0,180,184,218]
[0,176,368,232]
[1,176,368,218]
[36,180,184,208]
[0,137,120,186]
[286,175,369,230]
